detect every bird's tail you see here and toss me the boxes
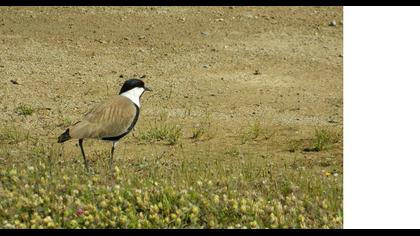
[58,129,71,143]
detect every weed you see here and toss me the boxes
[191,125,205,140]
[313,129,331,151]
[240,121,275,144]
[15,105,34,116]
[303,128,340,152]
[140,124,182,145]
[62,117,73,127]
[249,122,262,140]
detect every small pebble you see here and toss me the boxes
[253,70,261,75]
[329,20,337,27]
[10,79,20,85]
[203,64,209,68]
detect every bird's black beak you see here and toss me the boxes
[145,86,152,92]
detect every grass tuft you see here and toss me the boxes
[191,125,205,140]
[303,128,340,152]
[15,105,34,116]
[139,124,182,145]
[240,121,275,144]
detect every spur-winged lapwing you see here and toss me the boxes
[57,78,152,171]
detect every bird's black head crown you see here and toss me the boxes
[119,79,149,94]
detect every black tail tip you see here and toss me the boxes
[58,129,71,143]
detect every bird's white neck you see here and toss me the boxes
[120,87,144,107]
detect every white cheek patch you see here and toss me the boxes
[120,87,145,107]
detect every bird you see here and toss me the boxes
[57,78,152,172]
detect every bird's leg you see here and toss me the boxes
[109,141,117,171]
[79,139,89,172]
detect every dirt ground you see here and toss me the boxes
[0,6,342,139]
[0,6,343,227]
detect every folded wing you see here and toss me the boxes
[69,96,138,140]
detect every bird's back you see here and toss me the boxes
[68,95,139,140]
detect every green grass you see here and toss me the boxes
[15,105,34,116]
[62,117,73,127]
[139,124,182,145]
[313,129,331,151]
[191,125,205,141]
[190,118,214,142]
[240,121,275,144]
[303,128,340,152]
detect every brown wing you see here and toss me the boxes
[69,96,137,140]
